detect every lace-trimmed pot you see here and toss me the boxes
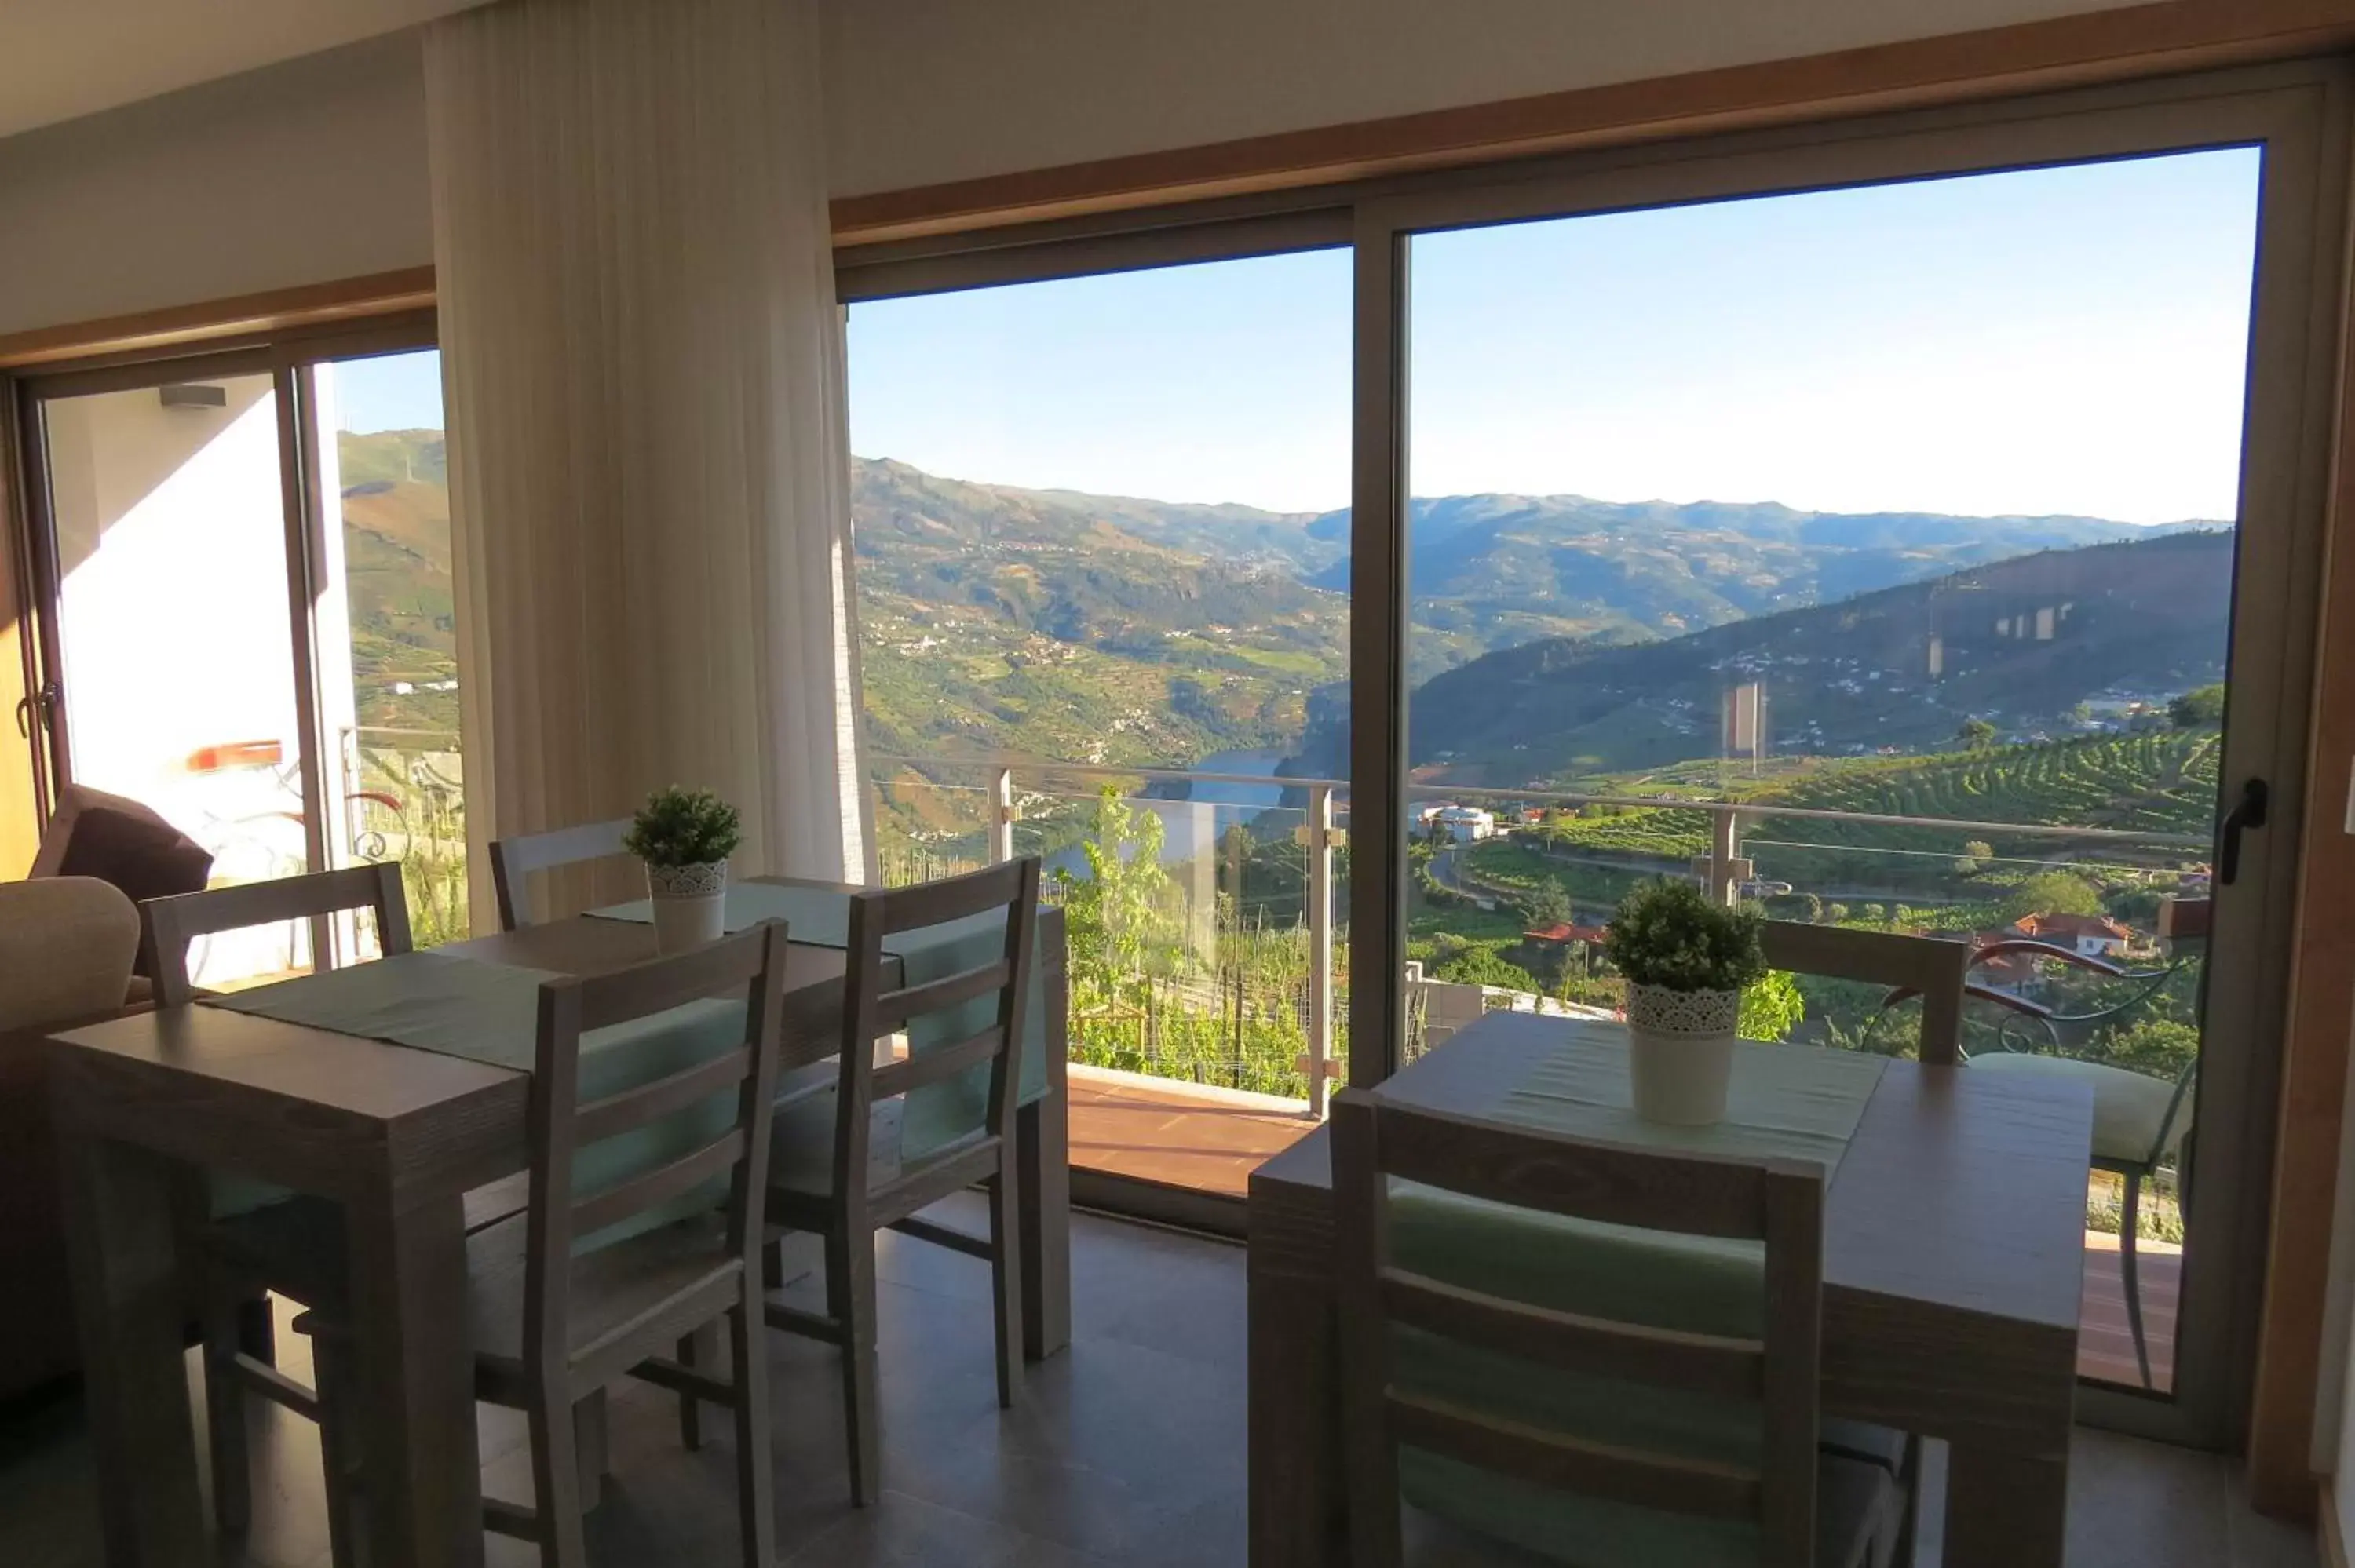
[645,859,728,954]
[1626,982,1743,1126]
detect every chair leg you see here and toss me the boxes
[1889,1434,1922,1568]
[309,1329,363,1568]
[827,1225,882,1507]
[2120,1172,2152,1390]
[237,1293,277,1364]
[528,1384,590,1568]
[574,1390,608,1511]
[988,1167,1024,1410]
[677,1323,720,1451]
[727,1304,776,1568]
[202,1282,252,1534]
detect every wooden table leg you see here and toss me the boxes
[54,1121,209,1568]
[1019,950,1072,1362]
[1944,1442,2068,1568]
[346,1187,486,1568]
[1247,1205,1345,1567]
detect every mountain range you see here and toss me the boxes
[333,435,2229,782]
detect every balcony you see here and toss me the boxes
[873,752,2203,1395]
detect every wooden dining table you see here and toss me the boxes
[1247,1009,2096,1568]
[45,876,1070,1568]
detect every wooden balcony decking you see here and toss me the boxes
[1066,1064,2181,1391]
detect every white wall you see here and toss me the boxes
[820,0,2138,196]
[0,1,2163,335]
[0,34,432,339]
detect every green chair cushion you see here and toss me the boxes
[1967,1052,2189,1165]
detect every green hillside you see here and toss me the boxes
[1400,530,2233,783]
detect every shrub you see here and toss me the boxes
[624,787,743,867]
[1603,879,1768,994]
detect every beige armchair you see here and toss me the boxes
[0,876,143,1396]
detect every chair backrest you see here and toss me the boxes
[1759,921,1970,1065]
[142,862,411,1006]
[488,819,635,930]
[832,858,1042,1205]
[1331,1088,1826,1567]
[0,877,140,1033]
[524,922,787,1382]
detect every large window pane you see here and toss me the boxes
[849,250,1350,1196]
[1402,149,2262,1393]
[311,348,467,947]
[40,372,311,987]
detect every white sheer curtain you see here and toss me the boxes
[425,0,870,918]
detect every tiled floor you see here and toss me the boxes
[0,1194,2305,1568]
[1068,1068,2185,1390]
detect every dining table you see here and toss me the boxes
[44,875,1071,1568]
[1246,1008,2096,1568]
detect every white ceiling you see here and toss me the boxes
[0,0,487,141]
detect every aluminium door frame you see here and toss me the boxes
[1345,58,2352,1450]
[8,318,440,898]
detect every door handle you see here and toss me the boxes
[2218,776,2269,886]
[11,695,27,739]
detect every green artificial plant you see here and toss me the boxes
[1602,877,1769,994]
[623,787,743,868]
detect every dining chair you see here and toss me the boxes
[1758,921,1971,1066]
[488,818,635,930]
[443,921,790,1566]
[1954,901,2209,1388]
[139,863,411,1539]
[752,856,1041,1504]
[1330,1088,1908,1568]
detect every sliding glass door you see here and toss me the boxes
[1353,64,2346,1445]
[15,326,455,982]
[842,242,1352,1213]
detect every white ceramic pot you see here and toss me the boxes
[1626,982,1743,1126]
[646,859,728,954]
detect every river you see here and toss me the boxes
[1046,746,1292,876]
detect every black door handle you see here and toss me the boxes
[2218,776,2269,886]
[11,695,27,739]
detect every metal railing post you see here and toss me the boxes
[1695,803,1751,906]
[1298,784,1339,1115]
[989,768,1015,865]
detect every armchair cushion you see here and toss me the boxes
[0,875,144,1398]
[0,876,142,1034]
[53,809,212,975]
[1968,1052,2190,1166]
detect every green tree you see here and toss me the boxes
[1433,946,1539,993]
[1957,717,1998,749]
[1519,878,1574,928]
[1954,839,1995,877]
[1801,892,1824,924]
[2005,870,2104,921]
[1825,903,1851,925]
[2169,684,2226,728]
[1739,970,1806,1042]
[2089,1017,2200,1082]
[1052,788,1183,1007]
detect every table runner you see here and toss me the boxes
[206,950,747,1249]
[1384,1023,1889,1563]
[589,881,1050,1159]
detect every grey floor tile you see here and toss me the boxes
[0,1209,2328,1568]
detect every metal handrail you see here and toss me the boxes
[869,750,2210,848]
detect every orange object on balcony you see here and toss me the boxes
[184,739,283,773]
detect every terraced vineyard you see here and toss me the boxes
[1526,729,2219,894]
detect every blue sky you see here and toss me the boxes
[328,348,444,438]
[850,146,2262,524]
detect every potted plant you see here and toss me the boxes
[624,786,742,954]
[1603,878,1769,1125]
